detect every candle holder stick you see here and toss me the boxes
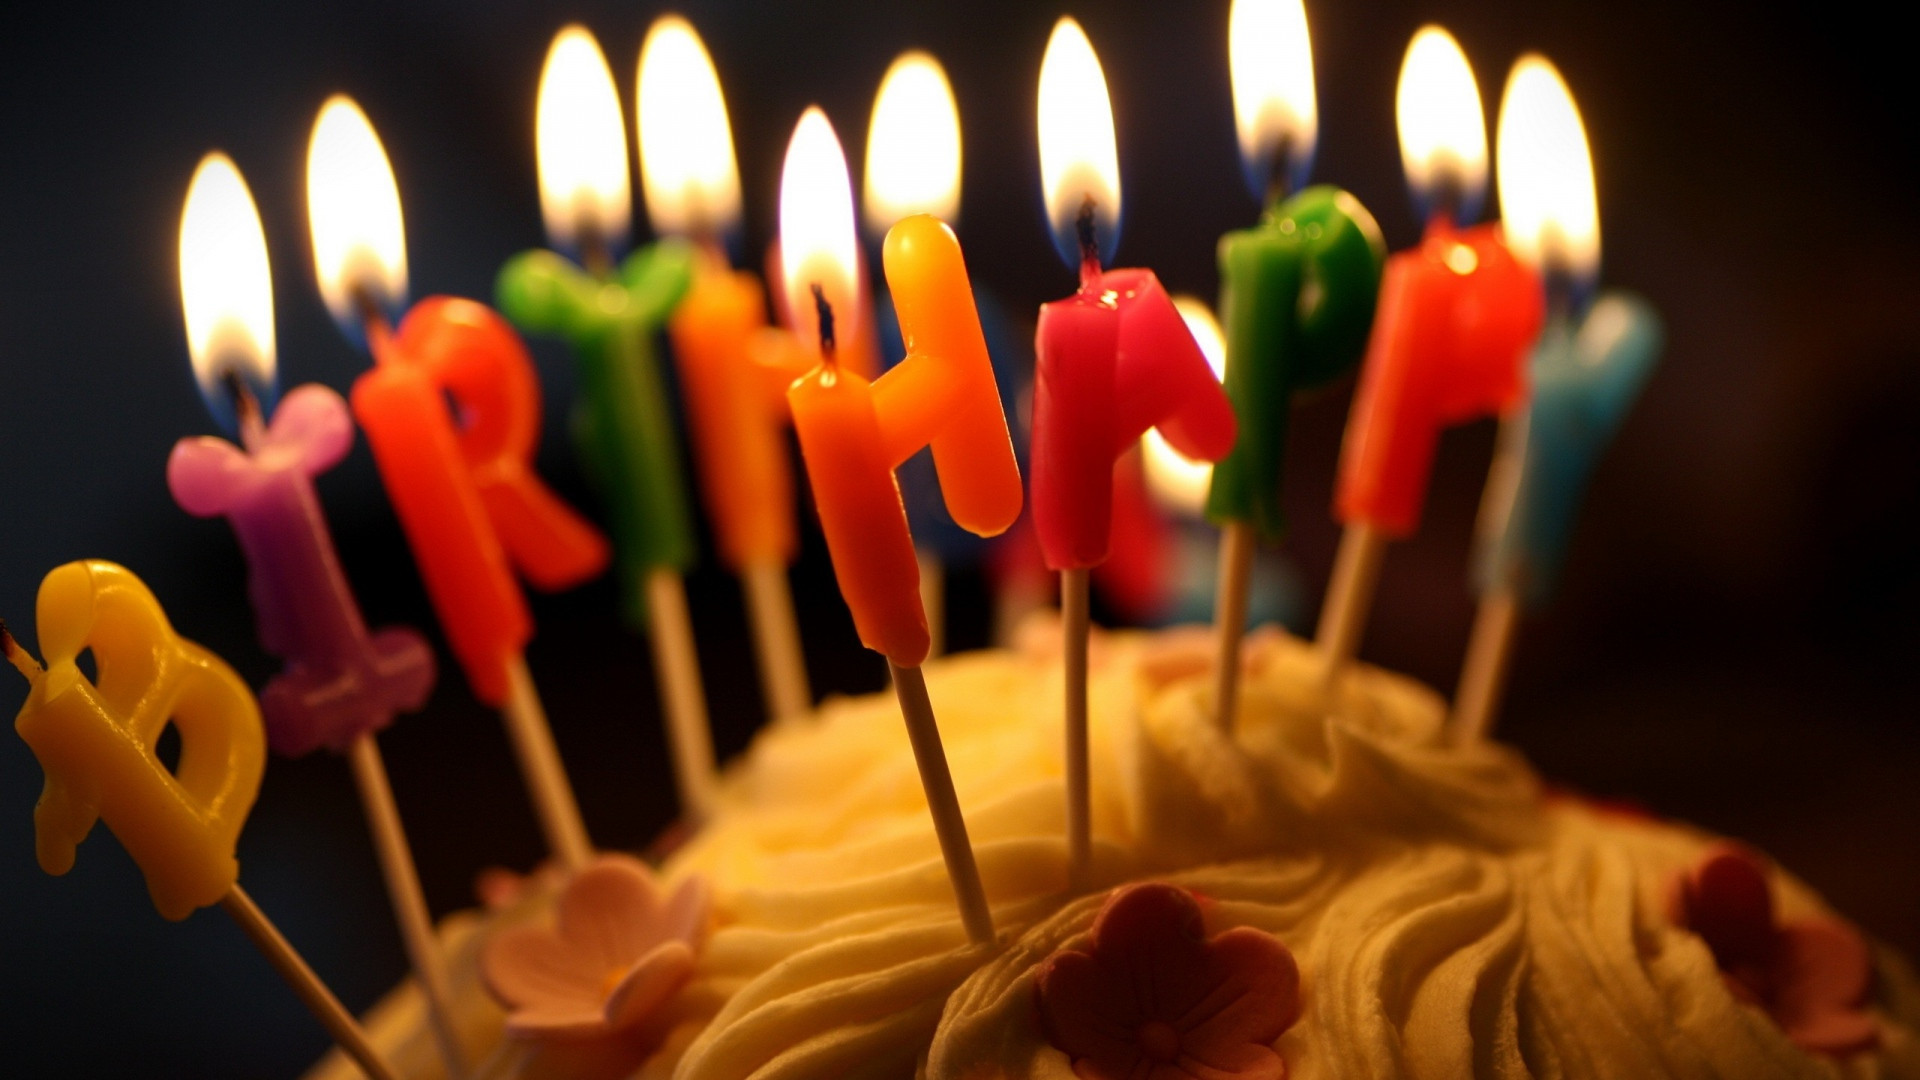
[500,656,594,870]
[1060,568,1092,888]
[741,559,811,723]
[888,662,995,945]
[1315,521,1387,695]
[1451,588,1519,743]
[1209,521,1256,730]
[919,549,947,659]
[184,374,468,1077]
[221,883,402,1080]
[644,570,719,819]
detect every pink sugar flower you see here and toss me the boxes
[1036,883,1302,1080]
[481,854,709,1040]
[1673,843,1879,1056]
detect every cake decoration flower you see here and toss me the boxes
[1672,843,1879,1056]
[480,854,710,1040]
[1035,882,1301,1080]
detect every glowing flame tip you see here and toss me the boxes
[1395,26,1489,224]
[1496,54,1600,289]
[779,107,860,355]
[637,15,742,238]
[864,51,963,233]
[1038,17,1120,270]
[536,25,631,254]
[180,152,276,427]
[1229,0,1318,200]
[306,94,408,335]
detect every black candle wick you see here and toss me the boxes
[810,283,837,359]
[223,368,264,435]
[1075,196,1100,269]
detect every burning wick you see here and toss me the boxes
[810,283,837,361]
[221,369,268,450]
[1264,135,1295,208]
[576,216,615,280]
[1076,196,1101,285]
[0,621,42,680]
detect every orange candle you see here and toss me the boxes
[352,297,609,705]
[790,214,1021,666]
[669,256,810,569]
[780,108,1019,666]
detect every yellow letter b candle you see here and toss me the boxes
[7,560,263,921]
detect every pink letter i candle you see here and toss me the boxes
[168,146,465,1076]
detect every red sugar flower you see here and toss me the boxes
[1036,883,1301,1080]
[1672,843,1879,1056]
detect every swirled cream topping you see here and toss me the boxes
[305,625,1920,1080]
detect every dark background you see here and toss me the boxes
[1,0,1915,1076]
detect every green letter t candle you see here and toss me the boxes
[496,241,695,623]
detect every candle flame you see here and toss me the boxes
[179,152,275,423]
[536,25,631,254]
[778,107,860,357]
[1229,0,1317,200]
[1038,17,1120,269]
[1142,297,1228,516]
[306,95,408,334]
[637,15,742,238]
[1495,54,1599,290]
[864,51,962,235]
[1395,26,1488,224]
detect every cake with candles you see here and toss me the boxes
[302,15,1917,1080]
[7,5,1917,1080]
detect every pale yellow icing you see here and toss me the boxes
[307,626,1920,1080]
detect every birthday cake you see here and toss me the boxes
[302,624,1920,1080]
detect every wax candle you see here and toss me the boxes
[172,152,432,755]
[498,25,725,819]
[787,206,1021,660]
[1316,27,1543,686]
[496,242,695,612]
[1031,21,1237,574]
[1332,27,1543,538]
[1207,0,1385,541]
[634,15,815,724]
[782,108,1013,943]
[6,560,264,921]
[1476,294,1661,604]
[309,95,600,867]
[1453,57,1663,742]
[1030,17,1236,886]
[495,26,695,624]
[187,139,468,1077]
[354,297,609,704]
[4,561,402,1079]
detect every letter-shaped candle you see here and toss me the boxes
[4,562,404,1080]
[1316,27,1543,685]
[7,561,264,922]
[781,106,1007,946]
[1332,222,1542,534]
[1453,57,1663,743]
[790,214,1023,665]
[496,243,695,613]
[352,297,609,706]
[1031,18,1236,885]
[1476,294,1661,605]
[1208,0,1385,540]
[196,138,464,1076]
[170,386,434,755]
[1201,0,1388,730]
